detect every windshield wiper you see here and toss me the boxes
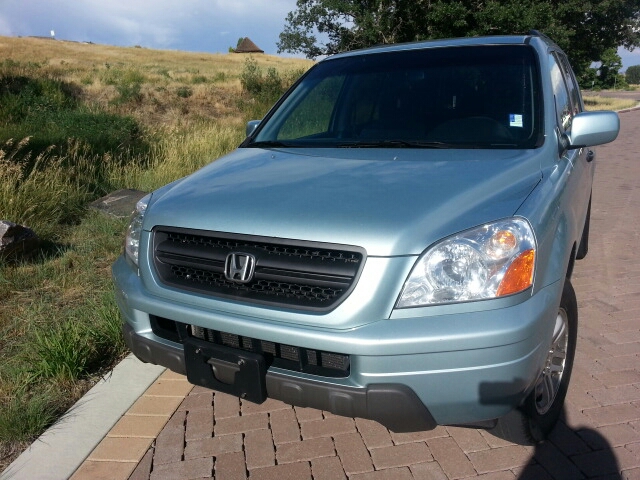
[337,140,455,149]
[247,140,295,148]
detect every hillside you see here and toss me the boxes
[0,35,313,129]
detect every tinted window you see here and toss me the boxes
[253,45,543,149]
[550,53,573,132]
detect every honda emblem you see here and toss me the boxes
[224,253,256,284]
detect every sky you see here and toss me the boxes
[2,1,640,69]
[0,0,300,56]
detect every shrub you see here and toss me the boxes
[176,86,193,98]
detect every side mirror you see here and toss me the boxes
[568,111,620,149]
[246,120,261,137]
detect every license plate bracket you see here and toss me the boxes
[184,338,267,403]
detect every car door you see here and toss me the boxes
[549,50,593,249]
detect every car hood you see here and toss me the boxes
[144,147,542,256]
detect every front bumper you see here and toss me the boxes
[113,254,562,431]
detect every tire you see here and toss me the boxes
[521,278,578,442]
[576,195,591,260]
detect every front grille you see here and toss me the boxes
[152,227,365,311]
[190,324,350,377]
[149,316,350,378]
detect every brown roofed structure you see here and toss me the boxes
[235,37,264,53]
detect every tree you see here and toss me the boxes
[596,49,625,89]
[278,0,640,79]
[626,65,640,84]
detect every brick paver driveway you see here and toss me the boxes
[82,109,640,480]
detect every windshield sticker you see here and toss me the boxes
[509,114,523,128]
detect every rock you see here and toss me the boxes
[89,189,147,218]
[0,220,40,261]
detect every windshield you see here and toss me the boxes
[249,45,542,149]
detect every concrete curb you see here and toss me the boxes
[1,355,165,480]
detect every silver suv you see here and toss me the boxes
[113,32,619,440]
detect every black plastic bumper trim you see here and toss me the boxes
[123,323,437,432]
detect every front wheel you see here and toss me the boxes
[521,278,577,442]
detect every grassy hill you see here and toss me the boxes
[0,35,312,470]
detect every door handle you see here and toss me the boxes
[586,149,595,162]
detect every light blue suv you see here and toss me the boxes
[112,32,619,440]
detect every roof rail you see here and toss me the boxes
[528,29,557,46]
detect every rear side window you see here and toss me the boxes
[253,45,543,149]
[550,52,581,134]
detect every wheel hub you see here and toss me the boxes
[534,307,569,415]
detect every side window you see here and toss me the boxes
[549,53,573,132]
[556,52,582,115]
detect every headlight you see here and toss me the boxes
[125,193,152,267]
[396,218,536,308]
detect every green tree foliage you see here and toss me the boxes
[594,48,626,89]
[278,0,640,79]
[626,65,640,84]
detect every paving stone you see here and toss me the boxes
[143,377,194,397]
[623,467,640,480]
[214,412,269,435]
[300,415,356,439]
[546,421,591,456]
[270,408,301,444]
[355,418,393,449]
[150,457,213,480]
[513,464,556,480]
[311,455,348,480]
[214,451,247,480]
[588,385,640,406]
[390,425,449,444]
[244,428,275,469]
[348,467,414,480]
[127,394,185,416]
[295,406,324,422]
[582,403,640,427]
[128,447,154,480]
[472,472,516,480]
[447,426,491,453]
[427,436,476,478]
[214,391,241,418]
[580,423,640,448]
[333,432,374,475]
[108,414,169,438]
[276,436,335,464]
[617,442,640,470]
[70,460,137,480]
[533,439,584,479]
[249,461,312,480]
[153,430,186,465]
[468,445,533,474]
[177,391,213,412]
[184,433,243,459]
[409,461,448,480]
[370,441,432,470]
[185,404,214,440]
[241,397,290,415]
[594,369,640,388]
[88,437,153,462]
[571,447,623,477]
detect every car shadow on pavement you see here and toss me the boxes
[488,406,622,479]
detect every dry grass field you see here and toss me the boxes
[0,36,313,129]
